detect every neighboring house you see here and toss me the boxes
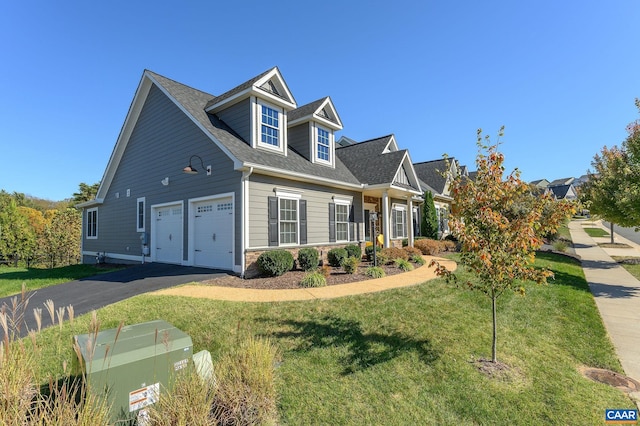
[413,158,467,238]
[530,179,550,189]
[548,177,575,187]
[547,184,578,201]
[78,67,422,276]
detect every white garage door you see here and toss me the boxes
[154,204,183,264]
[193,198,233,269]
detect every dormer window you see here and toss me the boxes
[257,99,285,152]
[317,127,330,161]
[261,105,279,146]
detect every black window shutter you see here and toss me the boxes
[299,200,307,245]
[328,202,336,243]
[349,205,355,241]
[392,209,397,239]
[268,196,278,246]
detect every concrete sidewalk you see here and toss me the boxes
[569,219,640,387]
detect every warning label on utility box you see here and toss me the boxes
[129,383,159,412]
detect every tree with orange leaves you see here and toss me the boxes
[432,128,575,364]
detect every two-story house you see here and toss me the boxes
[78,67,423,276]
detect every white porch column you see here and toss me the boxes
[382,191,390,248]
[407,197,414,247]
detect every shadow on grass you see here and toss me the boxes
[264,315,439,375]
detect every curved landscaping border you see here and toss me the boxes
[152,255,457,302]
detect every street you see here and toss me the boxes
[603,221,640,245]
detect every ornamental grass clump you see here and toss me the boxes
[411,254,426,265]
[394,258,414,272]
[365,266,385,279]
[300,271,327,288]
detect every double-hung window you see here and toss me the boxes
[279,198,298,244]
[261,104,279,147]
[317,127,330,162]
[335,203,349,241]
[86,208,98,239]
[392,205,407,239]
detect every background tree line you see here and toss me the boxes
[0,183,98,268]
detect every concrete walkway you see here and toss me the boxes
[569,219,640,386]
[153,256,457,302]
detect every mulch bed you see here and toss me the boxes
[201,261,423,290]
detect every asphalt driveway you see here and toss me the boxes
[0,263,227,337]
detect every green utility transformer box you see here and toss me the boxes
[74,320,193,424]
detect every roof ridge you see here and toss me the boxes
[145,70,215,98]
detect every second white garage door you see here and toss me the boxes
[192,197,233,270]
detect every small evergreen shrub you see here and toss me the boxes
[344,244,362,260]
[297,248,320,271]
[300,271,327,287]
[365,245,381,261]
[377,247,408,264]
[342,257,359,274]
[257,250,294,277]
[394,258,414,271]
[411,254,426,265]
[365,266,385,279]
[327,248,348,267]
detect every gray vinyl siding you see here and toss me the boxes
[82,84,243,267]
[287,123,310,161]
[216,98,251,143]
[248,174,362,248]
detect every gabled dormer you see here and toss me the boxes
[205,67,296,155]
[287,97,343,168]
[382,135,399,153]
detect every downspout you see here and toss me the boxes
[241,167,254,277]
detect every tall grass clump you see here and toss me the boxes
[394,258,414,272]
[0,285,111,425]
[300,271,327,288]
[212,336,279,425]
[365,266,385,279]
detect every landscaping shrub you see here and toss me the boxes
[342,257,359,274]
[327,248,348,267]
[320,264,331,278]
[553,240,568,252]
[394,258,414,271]
[297,248,320,271]
[300,271,327,287]
[344,244,362,260]
[404,246,422,257]
[212,337,279,425]
[377,247,408,265]
[442,240,457,252]
[411,254,426,265]
[257,250,294,276]
[414,239,444,255]
[365,266,385,279]
[365,245,381,261]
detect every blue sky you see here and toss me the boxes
[1,1,639,201]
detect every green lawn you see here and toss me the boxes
[21,252,635,425]
[0,264,123,298]
[583,227,610,238]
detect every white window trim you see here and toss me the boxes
[86,208,98,239]
[136,197,146,232]
[335,200,351,242]
[256,98,286,153]
[392,204,407,239]
[278,196,299,246]
[312,123,333,166]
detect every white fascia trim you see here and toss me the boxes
[254,67,297,108]
[382,135,399,153]
[241,162,363,190]
[316,97,343,129]
[96,74,153,200]
[76,198,104,209]
[274,187,303,199]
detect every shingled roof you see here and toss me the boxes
[336,135,413,186]
[148,70,361,186]
[413,158,454,194]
